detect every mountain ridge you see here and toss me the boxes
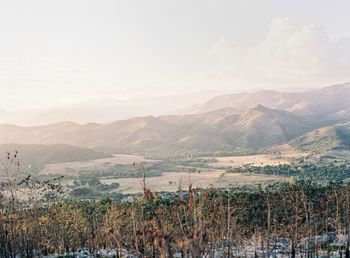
[185,82,350,118]
[0,105,317,154]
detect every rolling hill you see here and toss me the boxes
[270,121,350,154]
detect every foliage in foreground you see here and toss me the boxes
[2,178,350,257]
[2,152,350,257]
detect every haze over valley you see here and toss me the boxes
[2,82,350,194]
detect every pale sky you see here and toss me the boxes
[1,0,350,110]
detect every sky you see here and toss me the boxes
[0,0,350,110]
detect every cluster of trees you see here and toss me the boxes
[227,162,350,181]
[70,178,120,198]
[144,149,257,160]
[2,177,350,257]
[57,161,180,182]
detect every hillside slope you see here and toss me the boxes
[0,144,111,173]
[271,121,350,154]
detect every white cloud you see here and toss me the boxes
[208,17,350,89]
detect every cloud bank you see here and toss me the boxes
[209,18,350,89]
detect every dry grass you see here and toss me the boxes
[209,153,307,168]
[38,154,156,175]
[36,153,301,194]
[100,170,287,194]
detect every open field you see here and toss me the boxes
[37,152,305,176]
[100,170,287,194]
[38,154,156,175]
[209,153,307,168]
[37,153,298,194]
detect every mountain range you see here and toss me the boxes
[1,83,350,156]
[184,83,350,118]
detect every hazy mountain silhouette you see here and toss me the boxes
[0,106,316,153]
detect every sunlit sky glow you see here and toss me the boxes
[1,0,350,110]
